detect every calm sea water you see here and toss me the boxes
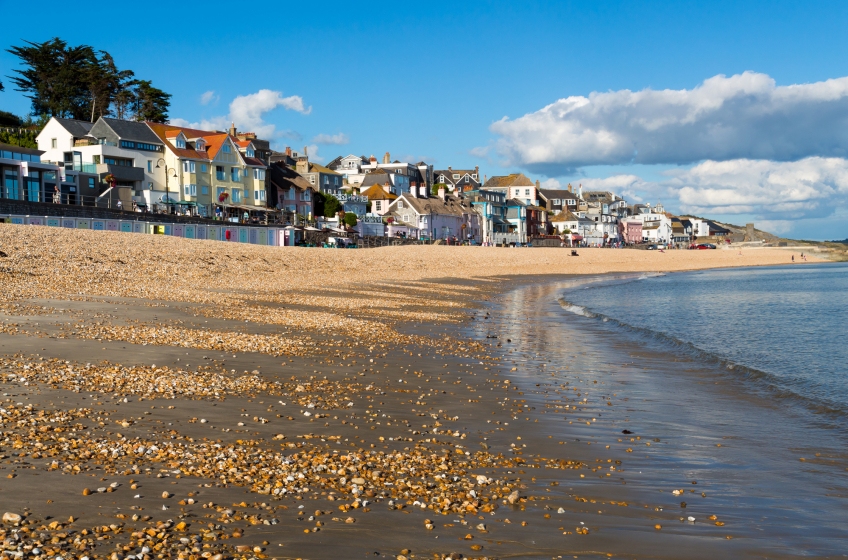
[558,262,848,426]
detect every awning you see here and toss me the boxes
[175,201,197,206]
[492,216,509,225]
[571,234,583,241]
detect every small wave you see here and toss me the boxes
[555,297,848,424]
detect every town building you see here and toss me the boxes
[467,189,510,245]
[482,173,540,206]
[433,166,481,192]
[267,162,314,223]
[385,187,480,241]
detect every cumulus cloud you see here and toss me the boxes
[199,91,218,105]
[312,133,349,145]
[174,89,311,139]
[491,72,848,173]
[668,157,848,220]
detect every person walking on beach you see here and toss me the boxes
[792,255,795,262]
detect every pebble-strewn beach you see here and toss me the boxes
[0,225,824,560]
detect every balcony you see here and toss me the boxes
[96,163,144,182]
[216,172,226,181]
[64,162,98,174]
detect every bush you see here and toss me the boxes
[343,213,358,227]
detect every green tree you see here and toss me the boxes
[321,193,342,217]
[0,110,23,127]
[132,80,171,123]
[85,52,135,121]
[343,213,358,227]
[6,38,95,119]
[431,182,448,195]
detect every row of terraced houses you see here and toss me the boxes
[0,116,731,245]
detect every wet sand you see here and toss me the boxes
[0,225,836,560]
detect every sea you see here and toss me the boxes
[472,262,848,556]
[558,262,848,429]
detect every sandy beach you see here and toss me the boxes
[0,224,833,560]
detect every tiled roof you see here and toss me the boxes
[101,118,162,144]
[308,162,342,175]
[360,184,398,201]
[551,210,579,222]
[54,118,94,138]
[482,173,534,189]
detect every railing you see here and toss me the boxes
[64,162,98,174]
[216,172,226,181]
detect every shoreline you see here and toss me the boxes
[0,227,843,559]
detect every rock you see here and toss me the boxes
[162,491,171,498]
[82,488,92,496]
[2,512,21,524]
[351,477,366,485]
[557,507,566,513]
[507,490,520,504]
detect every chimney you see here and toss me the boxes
[303,146,308,158]
[448,166,452,172]
[369,154,377,164]
[410,185,417,198]
[285,146,292,157]
[438,187,446,200]
[383,152,390,164]
[535,179,540,189]
[568,183,572,193]
[383,182,391,194]
[475,165,479,176]
[229,122,236,136]
[419,185,427,198]
[296,156,309,175]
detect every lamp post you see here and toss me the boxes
[155,158,178,214]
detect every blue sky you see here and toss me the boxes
[2,0,848,239]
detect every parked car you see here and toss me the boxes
[647,243,667,250]
[696,243,716,249]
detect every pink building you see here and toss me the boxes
[619,219,643,244]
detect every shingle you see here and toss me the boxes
[101,118,163,144]
[54,118,94,138]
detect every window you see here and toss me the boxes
[51,138,57,149]
[217,187,226,199]
[243,168,249,178]
[121,140,136,149]
[183,161,196,173]
[453,174,460,179]
[201,186,209,195]
[397,201,404,209]
[184,184,197,196]
[324,176,329,185]
[471,174,477,179]
[175,137,186,149]
[552,199,561,205]
[147,160,152,173]
[525,189,530,196]
[246,148,254,157]
[104,157,133,167]
[88,178,95,189]
[254,189,266,202]
[201,164,207,172]
[231,167,240,182]
[216,166,225,181]
[231,189,241,203]
[92,155,101,165]
[308,176,316,184]
[375,201,382,211]
[253,169,266,180]
[403,214,410,223]
[222,144,231,153]
[334,177,339,185]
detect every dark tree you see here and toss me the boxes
[343,212,358,227]
[6,38,171,122]
[6,38,95,119]
[132,80,171,123]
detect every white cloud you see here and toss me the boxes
[312,133,349,145]
[174,89,311,139]
[199,91,218,105]
[304,144,324,163]
[469,146,490,158]
[669,157,848,220]
[491,72,848,173]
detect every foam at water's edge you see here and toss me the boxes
[555,295,848,425]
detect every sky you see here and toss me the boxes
[1,0,847,240]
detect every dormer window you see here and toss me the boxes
[246,148,254,157]
[175,134,186,149]
[195,139,206,151]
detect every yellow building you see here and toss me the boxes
[147,123,267,218]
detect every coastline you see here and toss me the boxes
[0,227,842,559]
